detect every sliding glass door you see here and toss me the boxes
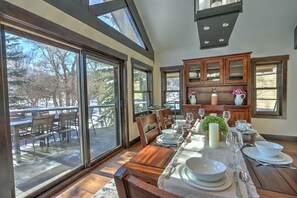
[86,55,121,160]
[5,31,82,197]
[1,28,123,197]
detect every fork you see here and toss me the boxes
[165,158,179,179]
[255,160,297,169]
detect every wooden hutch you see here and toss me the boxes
[183,52,252,126]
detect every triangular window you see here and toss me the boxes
[98,8,145,48]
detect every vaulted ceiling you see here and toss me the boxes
[134,0,297,53]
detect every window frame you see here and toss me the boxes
[131,58,153,119]
[160,66,184,115]
[251,55,288,119]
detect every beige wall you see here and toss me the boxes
[7,0,160,141]
[155,30,297,137]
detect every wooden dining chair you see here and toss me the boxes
[158,108,174,129]
[55,112,79,142]
[30,114,56,154]
[114,166,182,198]
[135,114,161,148]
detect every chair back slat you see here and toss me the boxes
[58,112,77,129]
[136,114,160,148]
[158,108,174,129]
[31,115,54,136]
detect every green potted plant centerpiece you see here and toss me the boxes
[201,115,228,139]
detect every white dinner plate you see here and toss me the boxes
[242,147,293,164]
[156,135,184,145]
[185,166,226,187]
[179,164,232,192]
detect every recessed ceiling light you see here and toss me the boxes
[204,41,210,44]
[219,39,225,42]
[203,26,210,30]
[222,23,229,27]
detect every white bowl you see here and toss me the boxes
[255,141,283,157]
[185,157,227,182]
[161,129,176,139]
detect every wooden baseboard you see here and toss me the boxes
[261,134,297,142]
[129,136,140,147]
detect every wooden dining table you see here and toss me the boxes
[116,135,297,198]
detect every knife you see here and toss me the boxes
[234,171,242,198]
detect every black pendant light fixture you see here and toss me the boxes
[194,0,243,49]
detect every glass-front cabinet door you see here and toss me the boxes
[204,58,223,84]
[185,61,203,85]
[225,55,248,84]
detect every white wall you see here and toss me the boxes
[6,0,159,141]
[155,28,297,137]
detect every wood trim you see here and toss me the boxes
[89,1,127,16]
[0,24,15,198]
[183,51,252,62]
[261,134,297,142]
[0,1,128,61]
[125,0,154,57]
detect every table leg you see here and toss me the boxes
[12,126,21,163]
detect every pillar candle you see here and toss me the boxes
[209,123,219,149]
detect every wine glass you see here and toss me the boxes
[186,112,194,126]
[222,111,231,127]
[226,131,243,170]
[198,108,205,120]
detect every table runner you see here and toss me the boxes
[158,134,259,198]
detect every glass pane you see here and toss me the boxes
[98,8,145,48]
[133,69,147,91]
[86,55,120,160]
[188,63,201,83]
[256,89,278,112]
[6,33,82,197]
[134,92,149,113]
[206,62,220,82]
[229,60,243,80]
[197,0,242,11]
[89,0,114,5]
[165,92,180,110]
[166,72,179,90]
[256,64,277,88]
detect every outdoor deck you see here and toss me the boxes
[13,126,117,197]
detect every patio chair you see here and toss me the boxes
[88,107,97,135]
[30,114,56,154]
[55,112,79,142]
[135,114,161,148]
[158,108,174,129]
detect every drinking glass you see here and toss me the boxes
[198,108,205,120]
[186,112,194,126]
[222,111,231,127]
[226,131,243,170]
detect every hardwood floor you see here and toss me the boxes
[53,139,296,198]
[53,143,142,198]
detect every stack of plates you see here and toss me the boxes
[179,164,232,191]
[156,135,183,145]
[242,147,293,165]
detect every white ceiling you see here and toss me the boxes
[134,0,297,53]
